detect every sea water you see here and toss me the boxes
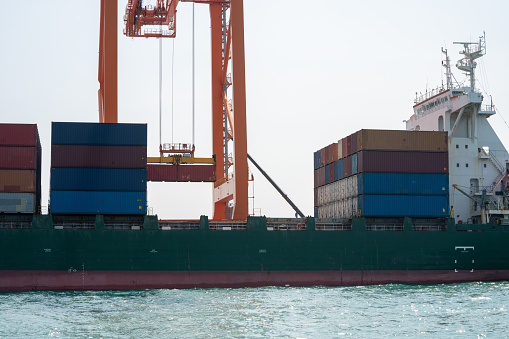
[1,282,508,338]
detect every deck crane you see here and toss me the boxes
[99,0,248,219]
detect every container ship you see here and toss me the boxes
[2,29,509,290]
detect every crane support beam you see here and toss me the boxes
[210,3,227,219]
[230,0,248,220]
[247,154,306,218]
[98,0,118,123]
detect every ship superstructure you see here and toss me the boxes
[406,34,509,224]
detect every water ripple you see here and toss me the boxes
[0,282,508,338]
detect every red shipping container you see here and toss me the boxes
[356,150,449,174]
[51,145,147,168]
[178,164,216,182]
[0,124,38,146]
[147,164,178,181]
[0,147,37,169]
[331,143,339,162]
[343,155,352,177]
[320,148,326,167]
[314,187,318,206]
[324,146,330,165]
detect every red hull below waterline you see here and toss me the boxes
[2,270,509,292]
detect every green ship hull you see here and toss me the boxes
[1,215,508,291]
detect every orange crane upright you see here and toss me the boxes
[98,0,249,220]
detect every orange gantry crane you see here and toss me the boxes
[98,0,248,220]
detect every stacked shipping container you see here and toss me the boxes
[314,130,449,218]
[0,124,42,213]
[50,122,147,215]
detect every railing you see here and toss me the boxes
[267,218,306,231]
[315,222,352,231]
[159,221,200,230]
[54,222,95,230]
[412,224,447,232]
[0,221,32,229]
[161,143,195,154]
[209,221,247,230]
[414,86,448,105]
[366,224,404,231]
[104,223,142,230]
[315,218,351,231]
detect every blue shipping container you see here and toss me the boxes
[314,151,320,170]
[314,206,318,218]
[52,122,147,146]
[352,153,357,174]
[0,192,35,213]
[51,168,147,192]
[357,195,449,217]
[50,191,147,215]
[334,159,343,182]
[357,173,449,195]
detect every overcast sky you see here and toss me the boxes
[1,1,508,219]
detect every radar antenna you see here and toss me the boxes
[453,32,486,91]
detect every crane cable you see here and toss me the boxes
[159,37,162,148]
[192,2,195,147]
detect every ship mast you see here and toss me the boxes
[441,47,453,90]
[453,32,486,92]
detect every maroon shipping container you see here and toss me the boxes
[0,147,37,169]
[324,146,330,165]
[314,187,318,206]
[318,166,325,187]
[329,161,334,183]
[320,148,326,167]
[343,155,352,177]
[351,132,358,153]
[314,169,318,187]
[342,137,347,159]
[51,145,147,168]
[357,150,449,174]
[0,124,39,146]
[346,135,352,157]
[178,164,216,182]
[147,164,178,182]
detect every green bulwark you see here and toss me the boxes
[0,215,508,273]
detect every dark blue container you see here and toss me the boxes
[52,122,147,146]
[314,151,320,170]
[334,159,343,182]
[314,206,318,218]
[352,153,357,174]
[325,164,330,185]
[51,168,147,192]
[50,191,146,215]
[357,173,449,195]
[357,195,449,217]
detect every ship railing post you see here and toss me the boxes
[95,215,105,230]
[306,217,315,231]
[247,215,266,232]
[403,217,413,231]
[200,215,209,231]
